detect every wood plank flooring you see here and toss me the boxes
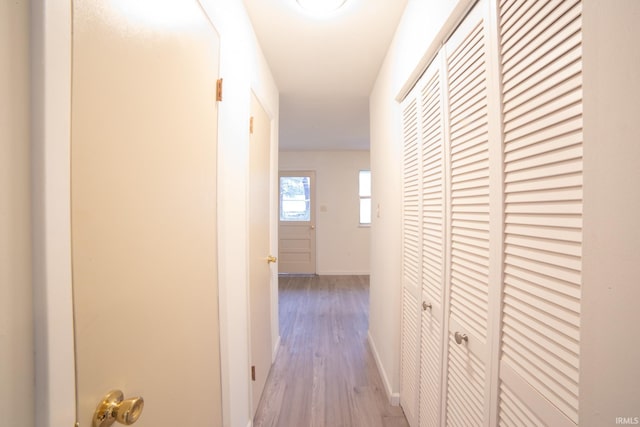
[253,275,409,427]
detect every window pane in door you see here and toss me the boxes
[359,170,371,197]
[360,198,371,224]
[280,176,311,221]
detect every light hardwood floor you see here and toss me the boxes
[253,275,409,427]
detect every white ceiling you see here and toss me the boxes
[243,0,407,151]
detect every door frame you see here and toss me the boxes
[31,2,75,426]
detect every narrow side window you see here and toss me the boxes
[359,170,371,225]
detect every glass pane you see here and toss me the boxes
[280,176,311,221]
[360,198,371,224]
[359,170,371,197]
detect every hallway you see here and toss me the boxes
[254,276,408,427]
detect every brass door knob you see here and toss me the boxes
[93,390,144,427]
[267,255,277,264]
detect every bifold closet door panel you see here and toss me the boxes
[443,0,494,425]
[419,54,446,427]
[497,0,583,426]
[401,90,422,427]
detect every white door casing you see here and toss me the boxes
[31,1,75,426]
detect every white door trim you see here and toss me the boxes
[31,2,76,427]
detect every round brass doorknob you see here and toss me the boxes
[116,397,144,425]
[93,390,144,427]
[267,255,277,264]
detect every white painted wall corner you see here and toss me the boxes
[367,331,400,406]
[272,335,281,363]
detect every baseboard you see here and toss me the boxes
[272,335,281,363]
[367,331,400,406]
[316,271,370,276]
[279,272,370,276]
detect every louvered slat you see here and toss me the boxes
[499,381,545,426]
[421,70,445,310]
[419,64,444,427]
[403,99,421,290]
[447,334,486,426]
[402,287,420,426]
[445,7,491,425]
[447,18,490,345]
[401,95,421,427]
[420,312,442,427]
[498,0,583,425]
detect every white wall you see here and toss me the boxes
[197,2,280,426]
[280,150,370,275]
[0,1,33,426]
[32,2,279,427]
[581,0,640,424]
[368,0,465,403]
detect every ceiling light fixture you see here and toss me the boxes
[296,0,347,14]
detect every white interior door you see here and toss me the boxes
[249,93,274,415]
[418,51,447,427]
[70,1,222,425]
[442,1,495,425]
[497,0,583,425]
[278,171,316,274]
[400,89,422,427]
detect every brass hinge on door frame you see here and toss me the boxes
[216,78,223,102]
[250,116,254,134]
[251,365,256,381]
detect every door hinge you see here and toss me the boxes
[251,365,256,381]
[216,78,223,102]
[74,422,79,427]
[250,116,254,134]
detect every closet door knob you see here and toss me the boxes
[454,331,468,345]
[422,301,432,311]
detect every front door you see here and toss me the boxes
[249,93,274,415]
[278,171,317,274]
[70,1,222,425]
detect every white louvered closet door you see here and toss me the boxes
[497,0,583,426]
[418,53,446,427]
[442,1,496,425]
[401,87,422,427]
